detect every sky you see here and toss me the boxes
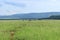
[0,0,60,15]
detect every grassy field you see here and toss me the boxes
[0,20,60,40]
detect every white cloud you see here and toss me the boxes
[0,0,60,15]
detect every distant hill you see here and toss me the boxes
[0,12,60,19]
[49,15,60,19]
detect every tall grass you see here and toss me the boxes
[0,20,60,40]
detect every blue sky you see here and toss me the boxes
[0,0,60,15]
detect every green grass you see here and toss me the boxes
[0,20,60,40]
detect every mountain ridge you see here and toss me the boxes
[0,12,60,19]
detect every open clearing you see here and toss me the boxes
[0,20,60,40]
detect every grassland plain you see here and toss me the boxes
[0,20,60,40]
